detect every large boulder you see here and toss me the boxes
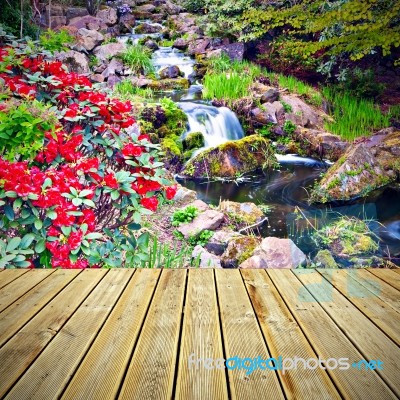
[188,39,211,55]
[218,42,245,61]
[68,15,107,31]
[77,28,104,51]
[55,50,89,74]
[310,128,400,202]
[260,88,280,103]
[119,13,136,33]
[101,58,124,78]
[298,128,349,161]
[96,7,118,26]
[135,22,162,34]
[173,38,189,51]
[252,101,284,125]
[240,237,307,269]
[93,42,126,62]
[46,16,67,29]
[159,65,182,79]
[182,135,278,179]
[66,7,89,22]
[163,0,182,15]
[281,95,323,128]
[177,209,225,239]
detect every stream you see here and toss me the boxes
[120,25,400,262]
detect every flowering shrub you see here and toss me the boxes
[0,35,177,268]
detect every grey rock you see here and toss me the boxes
[102,58,124,78]
[77,28,104,51]
[106,74,122,88]
[46,16,67,29]
[68,15,107,31]
[96,7,118,26]
[173,38,188,50]
[56,50,89,74]
[159,65,182,79]
[93,42,126,62]
[261,88,280,103]
[192,246,222,268]
[144,40,159,50]
[66,7,89,22]
[177,210,225,239]
[281,95,322,128]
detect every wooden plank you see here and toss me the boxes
[267,269,396,400]
[6,269,133,400]
[242,269,340,400]
[344,269,400,313]
[0,269,107,398]
[297,269,400,397]
[0,269,56,312]
[61,269,160,400]
[215,269,284,400]
[176,269,229,400]
[367,268,400,291]
[393,269,400,274]
[118,269,187,400]
[319,269,400,346]
[0,269,30,290]
[0,269,81,347]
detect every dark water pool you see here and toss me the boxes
[177,159,400,262]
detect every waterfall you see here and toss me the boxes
[178,102,244,149]
[152,47,195,78]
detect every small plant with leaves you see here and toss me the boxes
[120,44,154,75]
[171,206,198,226]
[283,120,297,135]
[39,29,75,53]
[187,230,214,247]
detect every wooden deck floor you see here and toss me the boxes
[0,268,399,400]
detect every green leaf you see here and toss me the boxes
[46,210,57,220]
[85,232,103,240]
[21,233,35,249]
[13,198,23,210]
[34,219,43,230]
[6,237,21,252]
[82,199,96,208]
[61,226,72,236]
[35,239,46,253]
[110,190,120,201]
[4,191,17,198]
[0,254,16,267]
[42,178,52,189]
[4,205,15,221]
[78,189,93,198]
[72,197,83,206]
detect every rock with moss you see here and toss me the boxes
[183,132,205,150]
[220,236,262,268]
[182,135,278,179]
[312,217,379,261]
[313,250,339,268]
[218,200,265,227]
[310,128,400,203]
[147,78,190,91]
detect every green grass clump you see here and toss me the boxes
[39,29,75,53]
[203,72,253,103]
[322,88,390,141]
[113,80,154,100]
[120,44,154,75]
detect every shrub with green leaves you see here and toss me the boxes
[188,229,214,246]
[0,100,58,161]
[171,205,198,226]
[39,29,75,53]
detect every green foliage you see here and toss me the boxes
[283,120,297,135]
[323,87,390,140]
[203,72,252,103]
[281,101,292,113]
[335,68,386,100]
[242,0,400,64]
[120,44,154,75]
[181,0,204,12]
[113,79,154,100]
[0,100,57,161]
[171,205,198,226]
[39,29,76,53]
[0,234,36,268]
[187,230,214,246]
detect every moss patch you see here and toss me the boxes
[182,135,278,179]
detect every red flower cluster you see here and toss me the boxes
[0,43,177,268]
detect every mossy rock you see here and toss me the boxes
[147,78,190,91]
[182,135,278,179]
[313,217,379,259]
[220,236,261,268]
[183,131,205,150]
[218,200,265,227]
[313,250,339,268]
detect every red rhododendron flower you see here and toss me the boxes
[140,196,158,212]
[122,143,142,158]
[68,230,83,250]
[166,185,177,200]
[104,173,119,189]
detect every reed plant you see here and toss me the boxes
[322,88,390,141]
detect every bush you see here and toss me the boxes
[39,29,76,53]
[0,33,177,269]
